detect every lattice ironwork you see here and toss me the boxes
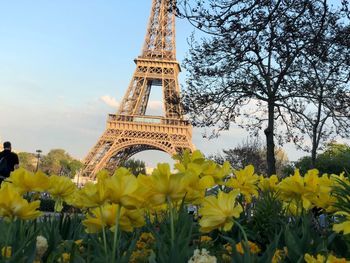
[82,0,194,179]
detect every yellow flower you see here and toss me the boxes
[129,174,154,209]
[333,211,350,235]
[304,254,350,263]
[60,253,70,263]
[7,168,49,194]
[130,249,153,263]
[225,165,259,203]
[82,203,145,233]
[139,232,155,244]
[326,254,350,263]
[272,248,287,263]
[259,175,279,192]
[148,163,186,205]
[74,171,110,208]
[106,168,139,209]
[0,183,42,220]
[304,253,325,263]
[312,174,336,211]
[207,161,231,185]
[200,235,212,243]
[174,150,229,185]
[116,208,145,232]
[283,199,301,216]
[173,150,206,171]
[277,169,317,210]
[182,172,215,204]
[1,246,11,258]
[74,239,83,246]
[235,241,261,255]
[47,175,76,200]
[224,243,232,254]
[199,190,243,232]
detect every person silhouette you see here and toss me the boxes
[0,141,19,184]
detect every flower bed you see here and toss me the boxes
[0,150,349,262]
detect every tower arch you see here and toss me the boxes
[81,0,194,178]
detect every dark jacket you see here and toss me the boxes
[0,149,19,178]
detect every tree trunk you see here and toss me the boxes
[311,129,317,168]
[264,100,276,176]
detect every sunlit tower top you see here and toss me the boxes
[141,0,176,60]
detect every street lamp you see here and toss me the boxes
[36,149,42,172]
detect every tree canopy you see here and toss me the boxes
[291,142,350,175]
[178,0,350,175]
[40,149,83,178]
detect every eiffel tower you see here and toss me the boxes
[82,0,194,178]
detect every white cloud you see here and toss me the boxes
[100,95,119,108]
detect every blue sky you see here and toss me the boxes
[0,1,310,166]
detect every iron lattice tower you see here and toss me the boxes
[82,0,194,178]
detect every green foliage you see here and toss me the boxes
[248,192,287,246]
[209,138,289,177]
[122,159,146,176]
[18,152,37,172]
[294,143,350,175]
[147,204,196,262]
[333,177,350,213]
[0,220,38,262]
[40,149,82,178]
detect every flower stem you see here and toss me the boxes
[99,206,108,259]
[4,219,13,258]
[233,219,250,256]
[167,197,175,248]
[234,219,248,243]
[112,205,121,262]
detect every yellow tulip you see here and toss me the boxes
[1,246,11,258]
[106,168,139,209]
[204,161,231,185]
[7,168,49,194]
[47,175,76,200]
[326,255,350,263]
[304,253,350,263]
[333,211,350,235]
[312,174,336,211]
[199,190,243,232]
[200,235,212,243]
[259,174,279,192]
[272,248,288,263]
[148,163,187,205]
[235,241,261,255]
[0,184,42,220]
[129,174,154,209]
[115,208,145,232]
[60,253,70,263]
[225,165,259,203]
[82,203,145,233]
[73,171,110,208]
[277,169,314,210]
[173,150,206,170]
[181,173,215,204]
[46,175,77,211]
[174,150,230,185]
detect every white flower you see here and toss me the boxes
[188,248,217,263]
[36,235,48,258]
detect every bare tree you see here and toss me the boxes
[280,5,350,167]
[178,0,349,175]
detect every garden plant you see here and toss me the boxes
[0,150,349,262]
